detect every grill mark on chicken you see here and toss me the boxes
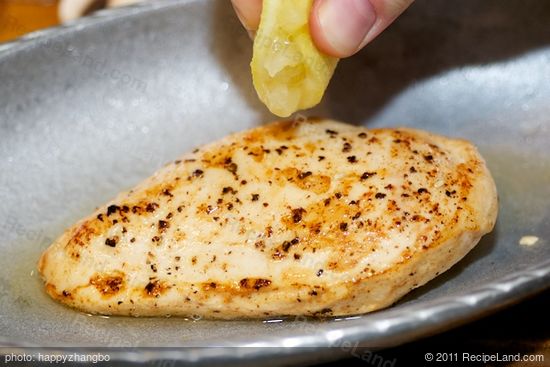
[89,273,125,297]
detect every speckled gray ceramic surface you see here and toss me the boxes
[0,0,549,364]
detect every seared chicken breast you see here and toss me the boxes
[39,119,497,318]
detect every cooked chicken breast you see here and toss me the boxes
[38,119,498,318]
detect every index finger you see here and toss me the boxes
[231,0,263,31]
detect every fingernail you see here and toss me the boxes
[247,29,257,40]
[317,0,377,57]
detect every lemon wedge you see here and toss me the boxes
[251,0,339,117]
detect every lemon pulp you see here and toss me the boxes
[251,0,339,117]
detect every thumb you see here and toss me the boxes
[310,0,415,58]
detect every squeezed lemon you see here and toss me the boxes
[251,0,339,117]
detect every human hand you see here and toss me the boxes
[231,0,414,58]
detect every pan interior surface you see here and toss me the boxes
[0,0,549,355]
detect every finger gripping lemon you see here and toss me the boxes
[251,0,339,117]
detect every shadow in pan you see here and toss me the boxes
[325,0,550,122]
[212,0,550,122]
